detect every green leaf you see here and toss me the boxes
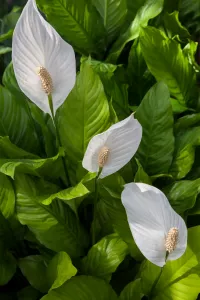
[175,113,200,132]
[140,27,195,104]
[136,82,174,175]
[0,173,15,219]
[19,255,49,293]
[37,0,105,56]
[134,159,152,184]
[0,251,16,286]
[170,127,200,179]
[15,174,88,258]
[0,138,64,179]
[107,0,164,63]
[0,29,13,42]
[92,0,127,43]
[47,251,77,290]
[170,98,189,114]
[163,11,190,41]
[58,59,111,176]
[0,46,12,55]
[126,0,146,22]
[99,174,143,261]
[164,179,200,214]
[140,226,200,300]
[0,86,40,154]
[17,286,41,300]
[41,276,118,300]
[119,279,142,300]
[81,233,128,281]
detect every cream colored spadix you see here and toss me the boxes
[12,0,76,115]
[82,114,142,179]
[122,183,187,267]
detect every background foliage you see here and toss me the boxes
[0,0,200,299]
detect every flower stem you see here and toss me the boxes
[149,267,163,299]
[92,176,99,245]
[48,95,71,187]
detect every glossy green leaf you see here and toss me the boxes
[119,279,142,300]
[0,85,40,154]
[0,46,12,55]
[163,11,190,40]
[0,29,13,42]
[136,82,174,175]
[47,251,77,290]
[175,113,200,132]
[140,27,195,104]
[164,179,200,214]
[99,174,143,261]
[92,0,127,43]
[141,226,200,300]
[0,251,16,286]
[58,59,111,175]
[107,0,164,63]
[15,174,88,258]
[41,276,118,300]
[134,159,152,184]
[37,0,105,55]
[17,286,41,300]
[170,127,200,179]
[19,256,49,293]
[0,173,15,219]
[82,233,128,281]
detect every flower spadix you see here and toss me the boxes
[12,0,76,115]
[82,114,142,179]
[121,183,187,267]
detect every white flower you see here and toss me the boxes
[82,114,142,179]
[12,0,76,115]
[121,183,187,267]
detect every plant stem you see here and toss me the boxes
[48,95,71,187]
[92,176,98,245]
[149,267,163,299]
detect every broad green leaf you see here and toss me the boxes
[170,127,200,179]
[92,0,127,43]
[140,27,195,104]
[17,286,41,300]
[175,113,200,132]
[107,0,164,63]
[19,256,49,293]
[37,0,105,56]
[0,46,12,55]
[15,174,88,258]
[81,233,128,281]
[126,0,146,22]
[41,276,118,300]
[0,146,64,180]
[47,251,77,290]
[119,279,142,300]
[163,11,190,40]
[0,29,13,42]
[164,179,200,214]
[134,159,152,184]
[0,137,37,159]
[99,174,143,261]
[140,226,200,300]
[170,98,189,114]
[0,251,16,286]
[0,173,15,219]
[136,82,174,175]
[3,62,27,98]
[58,60,111,175]
[180,0,200,35]
[0,86,40,154]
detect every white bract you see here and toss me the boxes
[82,114,142,179]
[12,0,76,115]
[122,183,187,267]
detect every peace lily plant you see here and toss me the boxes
[2,0,196,298]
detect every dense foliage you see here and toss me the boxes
[0,0,200,299]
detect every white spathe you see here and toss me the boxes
[121,183,187,267]
[82,114,142,179]
[12,0,76,115]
